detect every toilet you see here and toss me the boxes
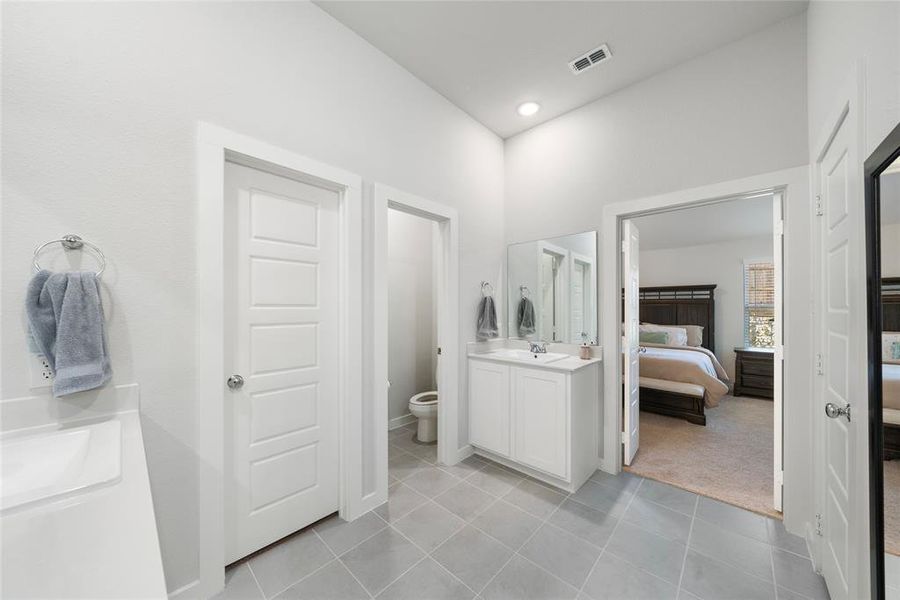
[408,390,438,443]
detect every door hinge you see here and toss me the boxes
[815,353,824,375]
[815,513,824,536]
[621,431,627,443]
[815,195,824,216]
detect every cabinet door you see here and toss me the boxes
[468,360,511,457]
[512,368,568,478]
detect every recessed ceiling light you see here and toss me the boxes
[517,102,540,117]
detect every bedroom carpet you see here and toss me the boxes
[886,459,899,556]
[625,395,779,519]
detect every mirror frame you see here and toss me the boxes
[865,120,900,600]
[506,230,599,345]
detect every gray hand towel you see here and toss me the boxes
[26,270,112,397]
[476,296,499,340]
[517,297,536,337]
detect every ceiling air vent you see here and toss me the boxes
[568,43,612,75]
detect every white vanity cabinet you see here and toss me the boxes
[467,355,600,493]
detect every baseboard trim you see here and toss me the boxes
[168,579,200,600]
[389,414,416,430]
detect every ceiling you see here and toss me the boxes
[316,1,808,138]
[634,195,774,251]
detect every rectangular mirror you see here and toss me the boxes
[507,231,598,344]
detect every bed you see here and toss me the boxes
[625,284,726,425]
[883,278,900,460]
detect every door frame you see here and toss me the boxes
[373,184,461,468]
[809,62,869,599]
[195,123,363,599]
[599,165,810,531]
[864,122,900,600]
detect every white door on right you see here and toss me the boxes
[816,111,864,600]
[622,220,640,466]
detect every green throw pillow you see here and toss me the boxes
[639,331,669,344]
[892,342,900,360]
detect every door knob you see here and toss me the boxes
[227,374,245,390]
[824,402,851,422]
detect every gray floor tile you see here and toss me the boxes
[435,481,496,521]
[465,465,524,497]
[389,426,413,440]
[377,558,475,600]
[480,555,579,600]
[695,497,769,544]
[375,482,430,522]
[772,549,829,600]
[248,529,334,598]
[777,587,815,600]
[273,560,368,600]
[389,444,411,461]
[581,552,677,600]
[213,564,264,600]
[547,498,619,548]
[570,480,632,517]
[622,496,693,543]
[636,479,698,517]
[766,519,809,557]
[390,432,424,453]
[677,590,704,600]
[442,455,488,480]
[680,550,775,600]
[690,518,773,582]
[403,467,461,498]
[432,526,513,593]
[314,511,387,556]
[340,528,425,596]
[389,452,430,482]
[501,479,566,519]
[605,520,686,585]
[589,470,643,495]
[519,524,602,588]
[408,443,438,464]
[393,501,466,552]
[471,499,542,550]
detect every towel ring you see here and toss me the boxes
[481,281,493,297]
[519,285,530,298]
[33,234,107,276]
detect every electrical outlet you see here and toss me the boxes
[29,354,54,388]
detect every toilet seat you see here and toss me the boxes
[409,391,438,405]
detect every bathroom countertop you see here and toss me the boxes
[1,386,167,599]
[467,352,602,372]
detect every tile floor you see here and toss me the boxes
[215,425,829,600]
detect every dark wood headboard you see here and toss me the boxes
[634,284,717,352]
[884,278,900,332]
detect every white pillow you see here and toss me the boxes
[884,332,900,364]
[640,323,688,346]
[682,325,704,347]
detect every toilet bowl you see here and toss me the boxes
[408,391,438,443]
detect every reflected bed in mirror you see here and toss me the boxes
[507,231,598,344]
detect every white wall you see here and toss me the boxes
[388,210,436,423]
[637,235,774,380]
[884,224,900,278]
[504,14,808,243]
[1,2,504,593]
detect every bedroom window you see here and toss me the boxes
[743,260,775,348]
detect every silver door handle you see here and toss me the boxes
[227,374,244,390]
[824,402,851,422]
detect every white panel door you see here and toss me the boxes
[816,115,862,600]
[622,220,640,466]
[773,192,785,512]
[469,360,511,457]
[571,261,585,344]
[225,162,340,564]
[512,367,568,478]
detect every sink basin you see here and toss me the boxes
[1,420,122,513]
[483,349,569,364]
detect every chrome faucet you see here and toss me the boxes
[529,341,548,354]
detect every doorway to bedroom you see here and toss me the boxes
[620,192,784,519]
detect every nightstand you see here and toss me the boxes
[733,347,775,399]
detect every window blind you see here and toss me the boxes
[744,261,775,348]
